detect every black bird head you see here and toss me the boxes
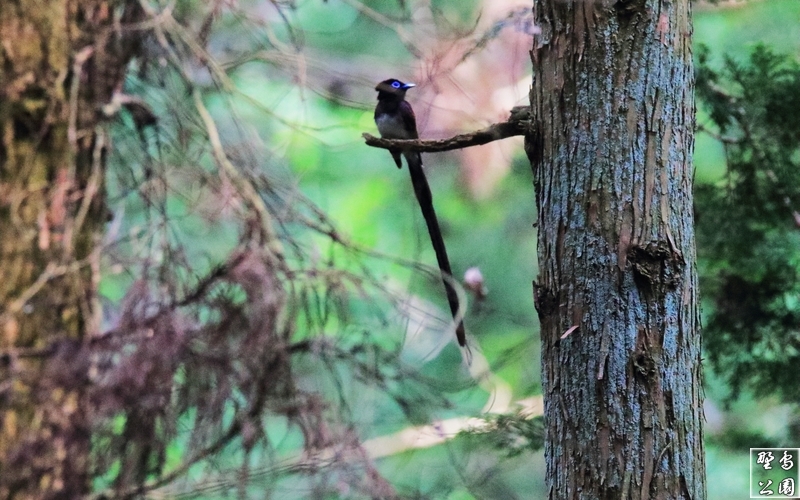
[375,78,416,100]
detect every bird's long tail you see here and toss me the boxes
[405,151,466,346]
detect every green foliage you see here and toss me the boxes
[694,0,800,67]
[462,413,544,458]
[695,44,800,404]
[708,426,779,451]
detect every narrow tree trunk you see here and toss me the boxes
[0,1,141,497]
[528,1,704,498]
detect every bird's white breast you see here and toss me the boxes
[376,113,412,140]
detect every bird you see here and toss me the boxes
[374,78,467,347]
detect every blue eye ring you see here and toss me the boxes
[391,81,401,89]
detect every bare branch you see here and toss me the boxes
[362,106,532,153]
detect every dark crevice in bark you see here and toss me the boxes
[628,242,685,293]
[613,0,648,23]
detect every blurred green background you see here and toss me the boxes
[101,0,800,497]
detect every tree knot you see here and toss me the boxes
[628,241,684,292]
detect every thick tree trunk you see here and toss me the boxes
[528,1,704,499]
[0,1,141,497]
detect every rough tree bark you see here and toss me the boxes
[0,1,142,497]
[528,1,705,499]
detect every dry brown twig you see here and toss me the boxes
[362,105,532,153]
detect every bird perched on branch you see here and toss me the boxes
[374,78,466,347]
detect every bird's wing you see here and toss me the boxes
[391,150,403,169]
[399,100,419,139]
